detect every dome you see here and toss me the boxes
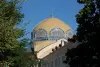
[32,17,73,41]
[32,17,73,51]
[34,18,70,33]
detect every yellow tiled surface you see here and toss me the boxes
[34,18,71,33]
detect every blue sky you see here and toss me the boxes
[21,0,84,38]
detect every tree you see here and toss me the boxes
[0,0,38,67]
[64,0,100,67]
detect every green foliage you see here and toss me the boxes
[65,0,100,67]
[0,0,38,67]
[77,0,91,4]
[0,0,24,51]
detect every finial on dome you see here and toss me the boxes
[50,9,54,18]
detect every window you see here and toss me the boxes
[50,28,64,40]
[66,29,73,38]
[34,29,48,41]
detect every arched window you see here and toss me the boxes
[66,29,73,39]
[50,28,64,40]
[34,29,48,41]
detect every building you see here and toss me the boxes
[31,16,77,67]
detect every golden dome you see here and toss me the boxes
[33,18,71,33]
[33,17,72,52]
